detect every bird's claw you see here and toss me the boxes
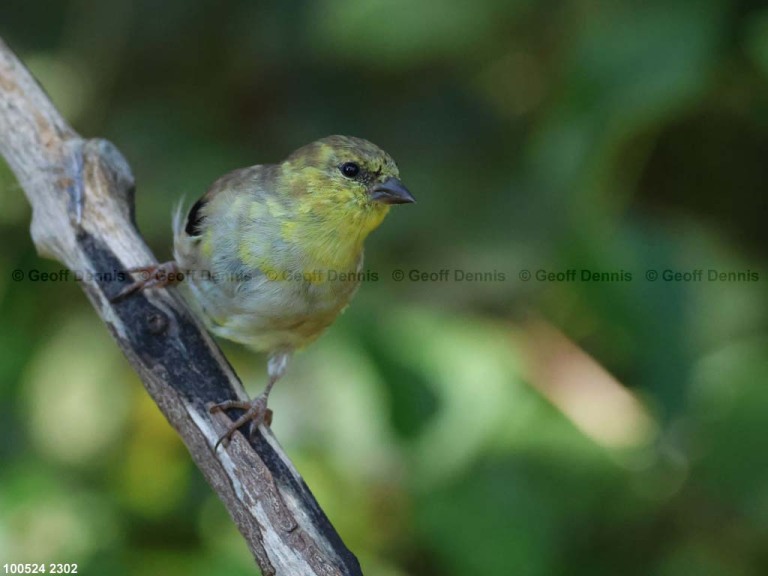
[112,261,183,302]
[211,396,273,450]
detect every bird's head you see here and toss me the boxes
[279,135,415,238]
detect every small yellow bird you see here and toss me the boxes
[119,135,414,446]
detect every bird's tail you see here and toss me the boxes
[172,197,187,239]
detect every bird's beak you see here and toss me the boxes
[370,177,416,205]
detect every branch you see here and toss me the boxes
[0,36,362,576]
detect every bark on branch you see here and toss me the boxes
[0,36,362,576]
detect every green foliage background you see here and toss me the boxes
[2,1,768,575]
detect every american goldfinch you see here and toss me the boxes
[118,135,414,446]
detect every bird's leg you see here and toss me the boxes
[210,379,275,449]
[111,261,184,302]
[211,350,292,449]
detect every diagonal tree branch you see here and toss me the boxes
[0,36,362,576]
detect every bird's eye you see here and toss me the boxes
[340,162,360,178]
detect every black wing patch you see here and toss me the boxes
[185,198,206,236]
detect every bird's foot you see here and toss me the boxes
[112,261,184,302]
[210,394,273,450]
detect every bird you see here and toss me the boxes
[116,135,415,447]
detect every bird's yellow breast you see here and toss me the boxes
[253,165,390,280]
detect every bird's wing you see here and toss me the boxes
[173,165,279,287]
[173,166,269,240]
